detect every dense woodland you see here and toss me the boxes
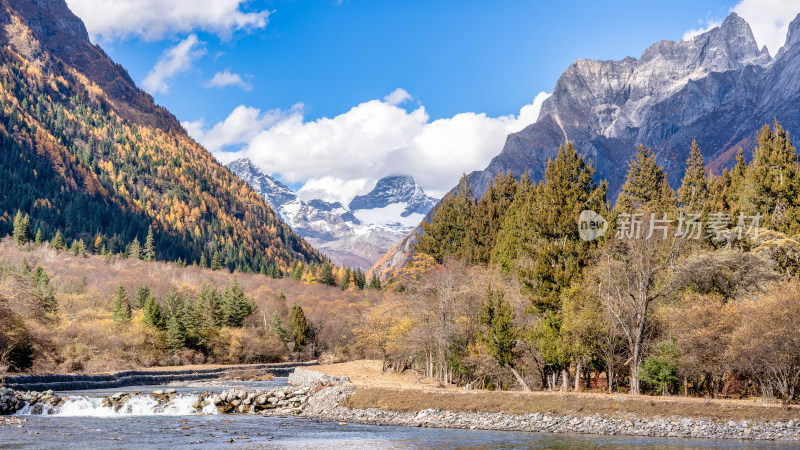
[0,42,323,274]
[360,121,800,402]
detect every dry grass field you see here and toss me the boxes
[315,360,800,422]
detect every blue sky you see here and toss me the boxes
[65,0,799,202]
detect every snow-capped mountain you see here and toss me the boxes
[228,158,438,269]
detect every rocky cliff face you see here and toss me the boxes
[228,158,438,269]
[1,0,182,133]
[469,12,798,200]
[372,12,800,281]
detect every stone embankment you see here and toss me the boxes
[1,362,319,392]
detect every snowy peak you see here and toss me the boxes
[227,161,438,269]
[227,158,296,210]
[349,176,437,217]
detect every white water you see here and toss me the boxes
[17,394,218,417]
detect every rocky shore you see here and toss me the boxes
[301,385,800,441]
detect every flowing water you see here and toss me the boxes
[0,379,795,449]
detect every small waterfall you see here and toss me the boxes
[17,393,218,417]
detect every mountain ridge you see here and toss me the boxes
[227,157,437,269]
[371,11,800,281]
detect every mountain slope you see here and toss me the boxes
[0,0,324,272]
[372,12,800,280]
[228,158,437,269]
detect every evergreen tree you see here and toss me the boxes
[340,267,352,290]
[319,262,336,286]
[71,239,87,257]
[34,228,42,245]
[132,285,153,309]
[221,279,256,327]
[290,304,313,352]
[211,252,223,271]
[676,140,708,212]
[166,314,185,352]
[12,210,31,246]
[143,226,155,262]
[414,174,475,263]
[143,296,164,330]
[353,268,366,289]
[50,230,64,251]
[736,121,800,233]
[111,284,132,325]
[198,253,208,269]
[514,143,608,313]
[490,172,534,271]
[466,172,518,264]
[368,272,381,290]
[127,237,141,260]
[616,145,675,213]
[269,311,289,342]
[290,261,304,280]
[479,287,528,390]
[196,283,222,328]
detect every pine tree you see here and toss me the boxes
[196,283,222,328]
[221,279,256,327]
[340,267,351,290]
[290,261,304,280]
[368,273,382,290]
[127,237,141,260]
[198,253,208,269]
[500,143,607,313]
[479,287,528,390]
[34,228,42,245]
[290,304,313,352]
[269,311,289,341]
[353,268,366,289]
[319,262,336,286]
[211,252,223,271]
[111,284,132,325]
[143,226,155,262]
[132,285,153,309]
[616,145,675,213]
[166,314,185,351]
[50,230,64,251]
[466,172,518,264]
[676,140,708,212]
[12,210,31,246]
[490,172,534,271]
[414,174,475,263]
[143,296,164,330]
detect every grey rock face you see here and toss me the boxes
[466,12,799,201]
[227,158,297,209]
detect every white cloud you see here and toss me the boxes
[205,69,253,91]
[190,90,551,202]
[183,104,296,153]
[65,0,270,41]
[733,0,800,55]
[683,18,722,41]
[383,88,412,106]
[142,34,206,94]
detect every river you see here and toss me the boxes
[0,378,794,449]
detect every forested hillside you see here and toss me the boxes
[363,122,800,400]
[0,1,324,272]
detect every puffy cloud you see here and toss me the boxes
[383,88,412,106]
[65,0,270,41]
[204,69,253,91]
[683,18,722,41]
[183,104,296,153]
[733,0,800,55]
[142,34,205,94]
[190,90,550,202]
